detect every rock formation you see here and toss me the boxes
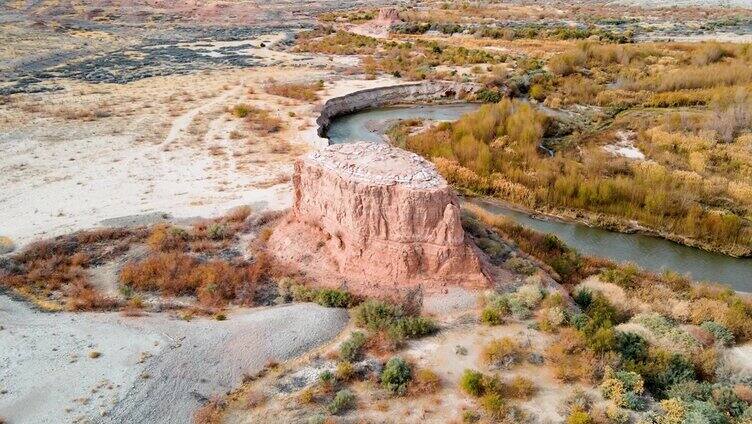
[268,142,489,295]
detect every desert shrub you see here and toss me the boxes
[147,225,189,252]
[480,392,507,420]
[460,369,485,397]
[335,361,355,382]
[700,321,734,346]
[228,104,283,135]
[573,287,593,310]
[549,49,587,76]
[313,288,352,308]
[587,326,617,353]
[684,400,727,424]
[616,331,648,362]
[481,337,524,369]
[547,328,597,383]
[665,380,713,403]
[412,368,441,395]
[353,299,404,330]
[561,388,594,416]
[306,413,326,424]
[352,299,435,342]
[626,348,696,399]
[632,313,699,354]
[539,306,567,332]
[318,370,334,385]
[507,296,532,320]
[507,376,535,399]
[476,88,504,103]
[231,104,253,118]
[298,387,315,405]
[328,389,356,415]
[387,316,437,341]
[207,223,227,240]
[480,307,505,325]
[599,265,638,289]
[516,281,545,308]
[265,79,323,102]
[566,409,593,424]
[381,357,412,395]
[504,257,537,275]
[712,385,747,418]
[583,293,623,334]
[530,84,546,101]
[600,366,645,410]
[339,331,366,362]
[605,404,630,424]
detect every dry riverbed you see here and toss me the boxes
[0,295,348,423]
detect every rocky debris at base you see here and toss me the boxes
[269,142,490,295]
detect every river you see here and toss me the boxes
[326,104,752,292]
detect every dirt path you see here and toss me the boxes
[0,296,348,424]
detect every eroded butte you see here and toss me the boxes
[268,142,490,295]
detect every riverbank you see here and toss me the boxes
[318,86,750,259]
[468,194,752,259]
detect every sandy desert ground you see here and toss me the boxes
[0,295,348,423]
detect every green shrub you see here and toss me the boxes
[328,389,356,414]
[480,392,506,419]
[381,357,412,395]
[352,299,436,342]
[460,369,485,397]
[573,288,593,310]
[352,299,403,331]
[587,326,617,353]
[685,400,727,424]
[700,321,735,347]
[616,331,648,362]
[480,307,505,325]
[387,316,437,341]
[476,88,504,103]
[712,385,746,418]
[506,296,532,320]
[628,349,696,399]
[319,370,333,384]
[505,257,537,275]
[339,331,366,362]
[313,288,351,308]
[665,380,712,403]
[207,223,227,240]
[599,265,638,289]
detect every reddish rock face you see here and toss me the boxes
[268,142,489,295]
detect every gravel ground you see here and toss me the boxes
[0,296,349,424]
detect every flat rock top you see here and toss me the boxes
[305,142,447,189]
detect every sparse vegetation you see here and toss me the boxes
[381,356,412,395]
[328,389,356,414]
[264,79,323,102]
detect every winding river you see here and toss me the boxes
[326,104,752,292]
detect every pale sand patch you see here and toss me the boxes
[0,50,402,249]
[0,295,348,424]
